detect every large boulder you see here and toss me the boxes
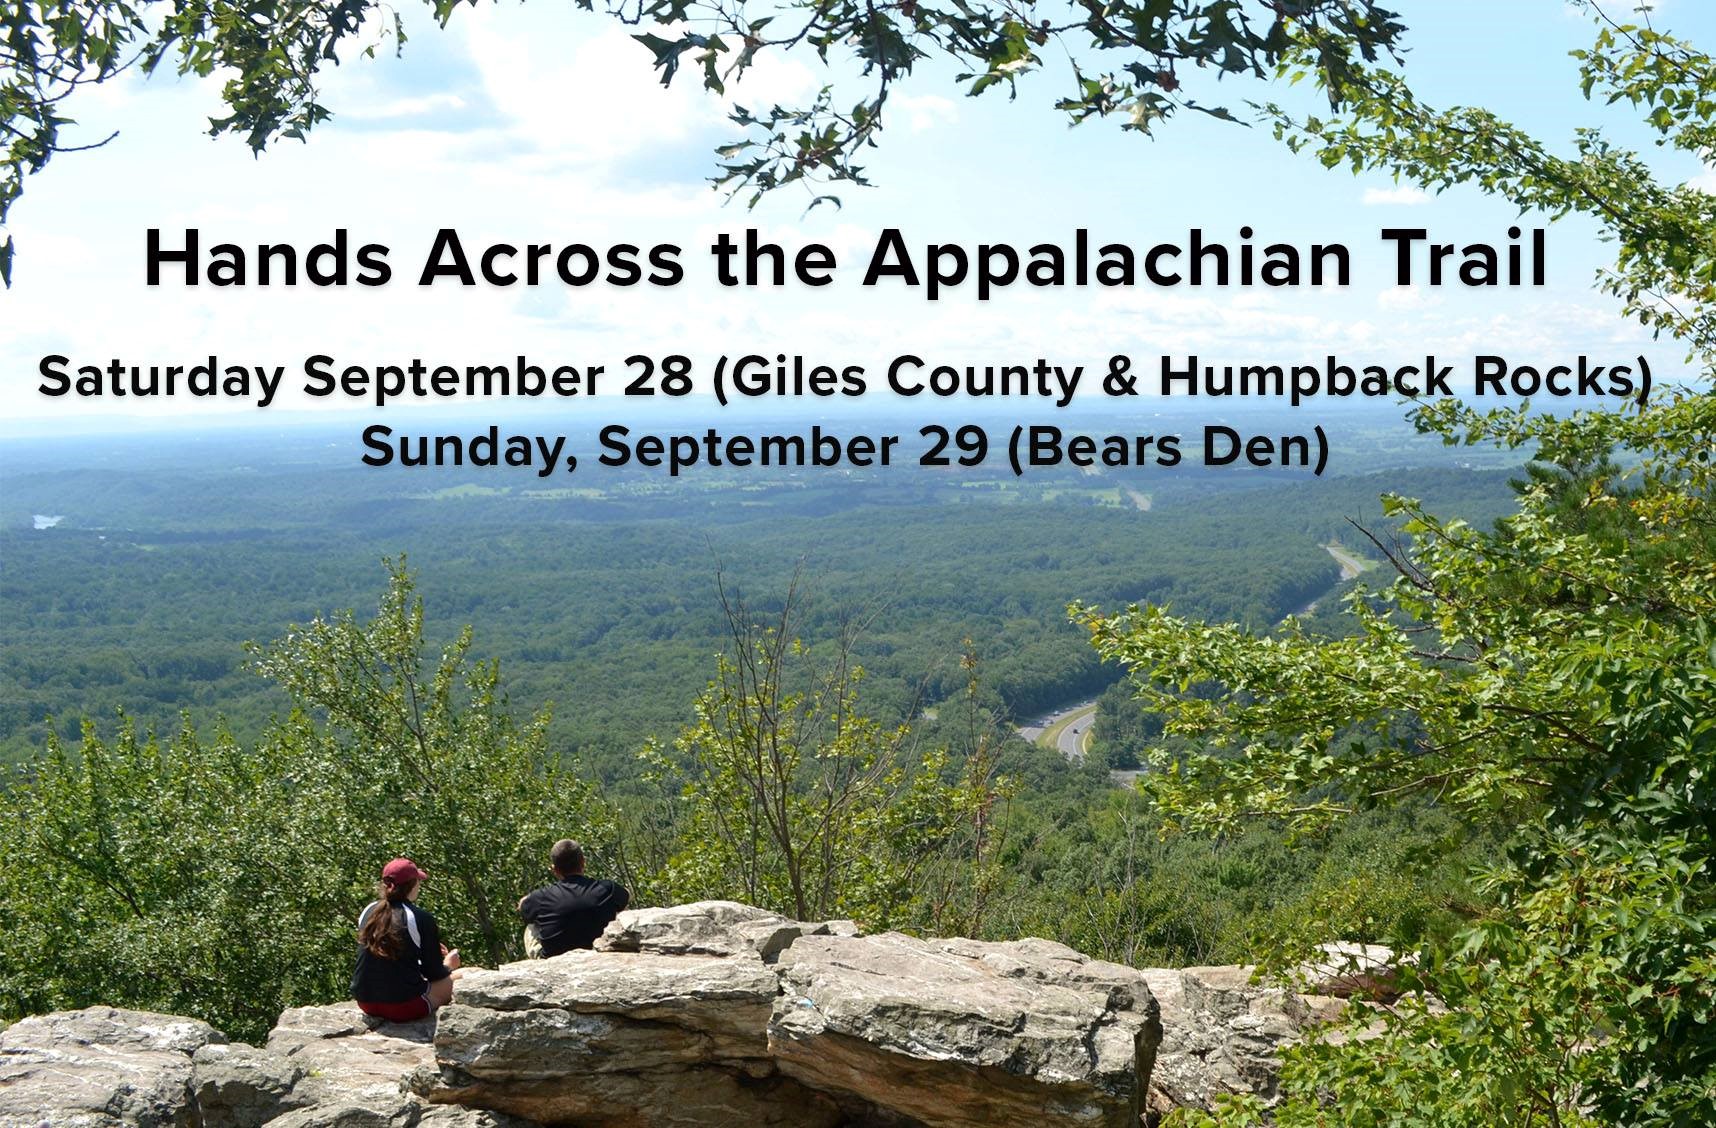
[0,1006,223,1128]
[193,1003,544,1128]
[769,933,1162,1128]
[424,949,842,1127]
[1141,965,1348,1120]
[428,904,1164,1128]
[595,901,859,963]
[263,1003,440,1123]
[191,1041,307,1127]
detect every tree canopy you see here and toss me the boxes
[0,0,1407,281]
[1073,8,1716,1123]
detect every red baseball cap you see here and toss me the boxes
[381,858,428,885]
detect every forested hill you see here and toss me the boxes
[1,422,1518,780]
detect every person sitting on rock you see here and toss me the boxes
[517,839,630,958]
[352,857,459,1023]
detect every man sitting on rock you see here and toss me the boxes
[518,839,631,958]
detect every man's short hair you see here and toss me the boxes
[549,839,585,875]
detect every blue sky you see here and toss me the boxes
[3,0,1711,428]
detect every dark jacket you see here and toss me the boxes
[519,876,630,957]
[352,899,451,1004]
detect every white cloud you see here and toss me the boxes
[463,13,814,166]
[465,19,698,163]
[341,93,468,121]
[1362,185,1430,206]
[1377,285,1441,311]
[890,94,959,133]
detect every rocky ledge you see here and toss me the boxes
[0,902,1389,1128]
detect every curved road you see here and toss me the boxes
[1323,542,1372,581]
[1017,700,1097,763]
[1056,707,1095,761]
[1022,546,1376,774]
[1297,542,1378,615]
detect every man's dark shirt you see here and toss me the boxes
[519,875,630,956]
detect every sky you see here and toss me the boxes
[2,0,1712,432]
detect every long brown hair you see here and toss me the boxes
[359,878,415,959]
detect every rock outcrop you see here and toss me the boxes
[426,944,832,1128]
[0,1001,525,1128]
[768,933,1159,1128]
[1142,966,1348,1119]
[0,1007,222,1128]
[424,904,1161,1128]
[591,899,859,962]
[0,902,1390,1127]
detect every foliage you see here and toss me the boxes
[1263,2,1716,356]
[986,784,1482,969]
[0,559,610,1041]
[247,556,614,965]
[1086,409,1716,1128]
[1073,10,1716,1119]
[0,716,352,1040]
[650,573,1010,929]
[618,0,1403,206]
[0,0,1408,278]
[4,454,1516,772]
[1248,830,1716,1128]
[0,0,412,284]
[1096,439,1715,1128]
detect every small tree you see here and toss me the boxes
[654,575,1004,928]
[0,716,347,1039]
[913,640,1017,939]
[1043,5,1716,1117]
[250,556,614,966]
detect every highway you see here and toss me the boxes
[1297,542,1378,615]
[1017,700,1098,763]
[1323,542,1372,580]
[1025,544,1377,773]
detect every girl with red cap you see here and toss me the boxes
[351,857,460,1023]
